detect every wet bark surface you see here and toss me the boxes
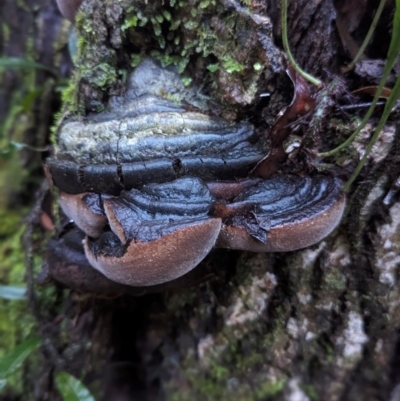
[2,0,400,400]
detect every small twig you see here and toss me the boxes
[339,101,386,110]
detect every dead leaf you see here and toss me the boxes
[352,85,392,99]
[251,66,315,178]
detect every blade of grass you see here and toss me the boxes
[0,57,57,76]
[0,285,26,301]
[0,337,40,380]
[0,142,49,159]
[343,72,400,191]
[343,0,388,73]
[281,0,322,87]
[55,372,95,401]
[318,0,400,158]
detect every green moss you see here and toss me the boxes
[0,207,35,394]
[253,62,262,71]
[155,14,164,24]
[61,77,76,104]
[166,290,198,312]
[65,0,267,111]
[151,18,162,36]
[121,16,138,30]
[0,212,25,282]
[303,384,319,400]
[230,257,255,288]
[2,24,10,44]
[255,378,286,398]
[170,18,182,31]
[183,20,200,30]
[130,53,144,67]
[182,77,192,86]
[77,9,94,35]
[76,35,86,59]
[199,0,215,9]
[162,10,172,21]
[322,269,347,293]
[222,57,245,74]
[16,0,29,11]
[84,62,117,87]
[210,363,230,381]
[168,297,287,400]
[151,52,189,73]
[174,353,285,401]
[236,350,263,372]
[262,320,287,349]
[207,63,219,73]
[138,16,149,27]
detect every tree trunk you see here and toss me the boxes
[3,0,400,400]
[0,2,70,399]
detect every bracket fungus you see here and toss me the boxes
[45,59,345,289]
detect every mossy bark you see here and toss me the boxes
[0,0,71,398]
[3,0,400,400]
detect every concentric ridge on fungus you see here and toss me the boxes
[47,59,265,195]
[46,59,346,288]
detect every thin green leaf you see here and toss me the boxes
[343,0,388,73]
[0,285,26,301]
[281,0,322,87]
[0,142,27,159]
[344,71,400,190]
[388,0,400,63]
[0,57,56,75]
[343,0,400,189]
[55,372,95,401]
[21,89,43,111]
[0,142,49,159]
[319,0,400,158]
[0,337,40,379]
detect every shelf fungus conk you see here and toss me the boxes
[46,59,345,289]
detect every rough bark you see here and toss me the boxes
[2,0,400,400]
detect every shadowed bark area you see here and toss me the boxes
[2,0,400,400]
